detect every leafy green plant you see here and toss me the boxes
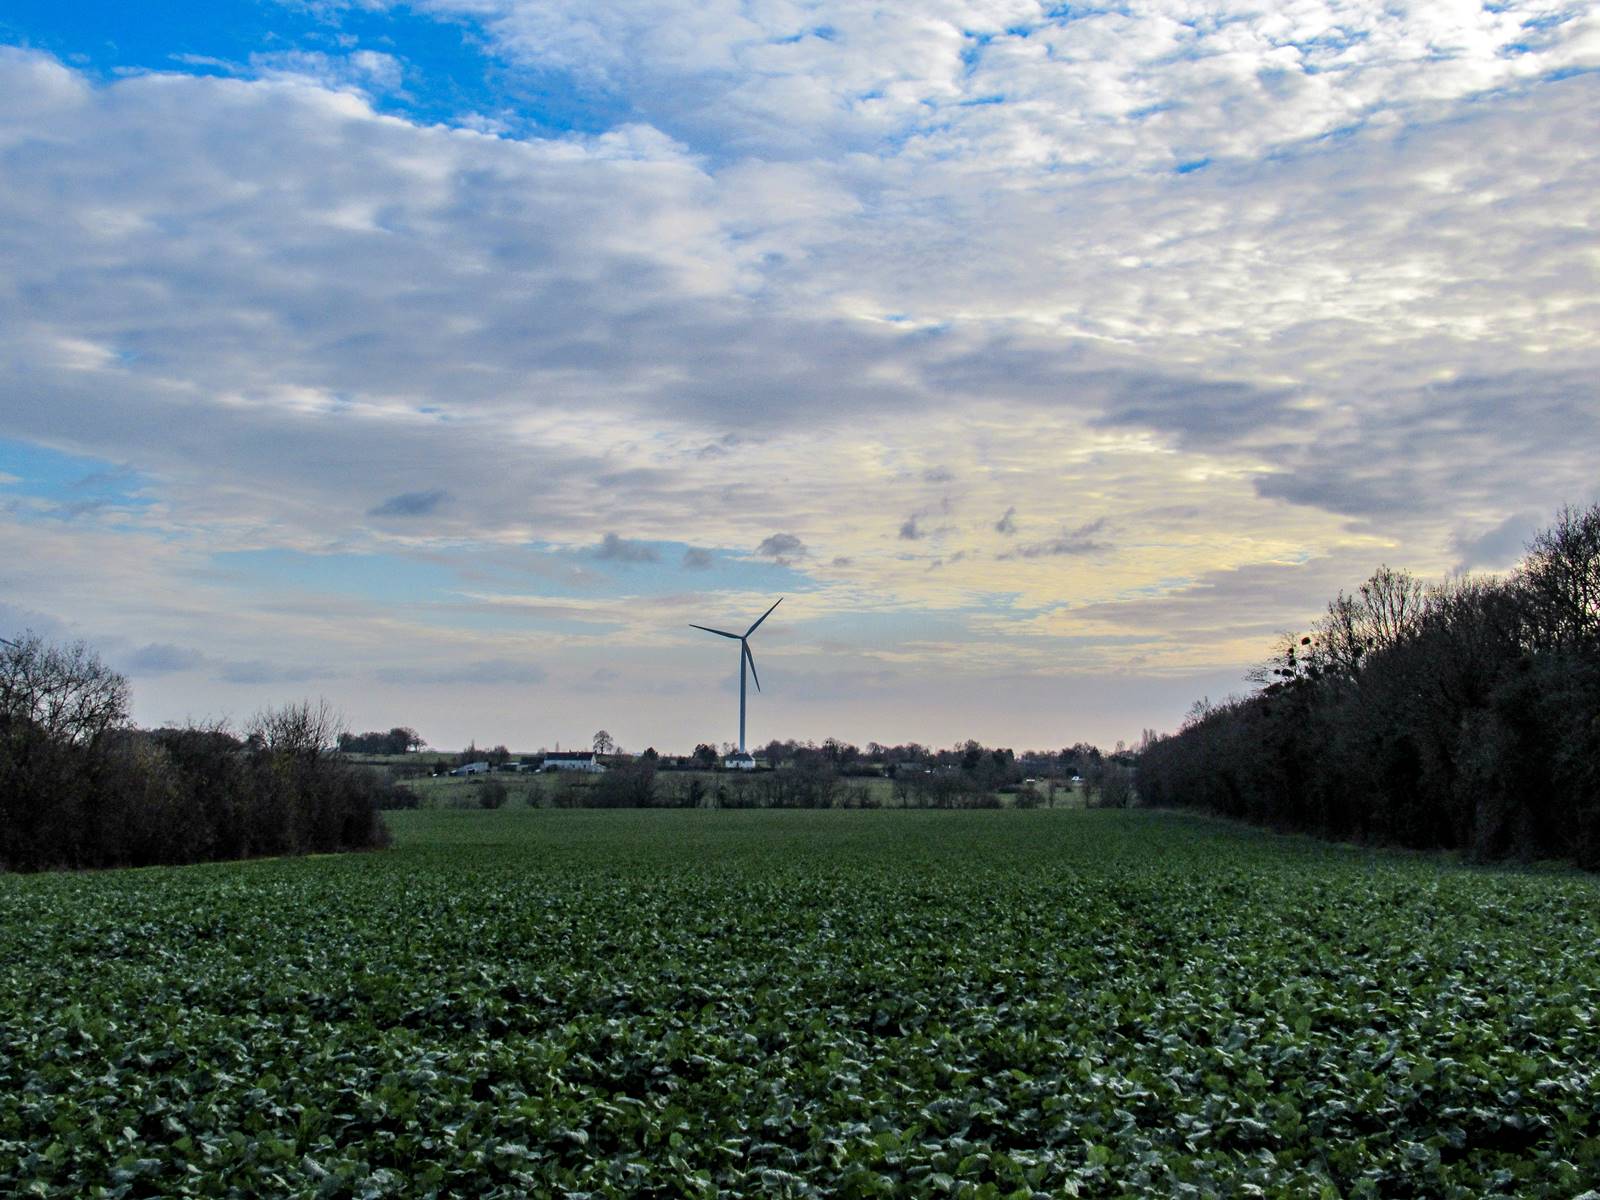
[2,809,1596,1198]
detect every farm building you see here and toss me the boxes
[449,761,490,776]
[723,753,757,770]
[542,751,605,773]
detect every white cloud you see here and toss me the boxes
[412,1,1600,167]
[249,48,407,94]
[0,11,1596,746]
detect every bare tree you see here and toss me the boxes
[1358,565,1428,650]
[0,631,129,745]
[1098,762,1135,809]
[246,699,343,760]
[1301,565,1432,683]
[1519,502,1600,650]
[592,729,614,755]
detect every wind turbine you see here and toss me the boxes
[691,597,782,754]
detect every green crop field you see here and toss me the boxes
[2,810,1597,1198]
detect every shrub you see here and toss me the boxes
[478,778,508,809]
[589,759,658,807]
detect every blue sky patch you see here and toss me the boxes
[0,438,152,515]
[201,541,818,622]
[210,548,461,606]
[0,0,619,137]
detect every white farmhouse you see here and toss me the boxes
[541,751,605,773]
[723,753,757,770]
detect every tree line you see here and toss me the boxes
[0,636,398,871]
[521,737,1132,810]
[748,736,1117,777]
[337,727,425,755]
[1137,504,1600,867]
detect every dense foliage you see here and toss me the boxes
[1139,504,1600,867]
[753,737,1124,790]
[0,638,395,871]
[2,808,1596,1197]
[337,728,426,755]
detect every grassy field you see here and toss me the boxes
[2,809,1597,1197]
[399,771,546,808]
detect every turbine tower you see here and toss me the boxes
[691,597,782,754]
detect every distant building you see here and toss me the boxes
[724,753,757,771]
[542,751,605,773]
[449,761,490,776]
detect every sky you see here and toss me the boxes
[1,1,1596,755]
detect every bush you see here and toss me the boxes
[589,759,658,807]
[478,778,508,809]
[658,776,707,808]
[549,773,586,808]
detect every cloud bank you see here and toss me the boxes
[0,1,1596,748]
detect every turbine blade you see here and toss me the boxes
[744,596,783,637]
[690,623,741,639]
[744,640,761,692]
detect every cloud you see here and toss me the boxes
[1252,371,1600,525]
[249,49,406,96]
[928,550,968,571]
[1088,373,1302,451]
[375,660,546,685]
[898,515,923,541]
[681,547,714,569]
[1002,519,1108,560]
[756,533,806,561]
[1451,513,1539,574]
[0,31,1596,750]
[426,1,1600,170]
[121,642,205,674]
[219,660,327,685]
[595,532,659,563]
[368,489,450,518]
[5,51,1594,558]
[1053,553,1390,668]
[0,601,69,642]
